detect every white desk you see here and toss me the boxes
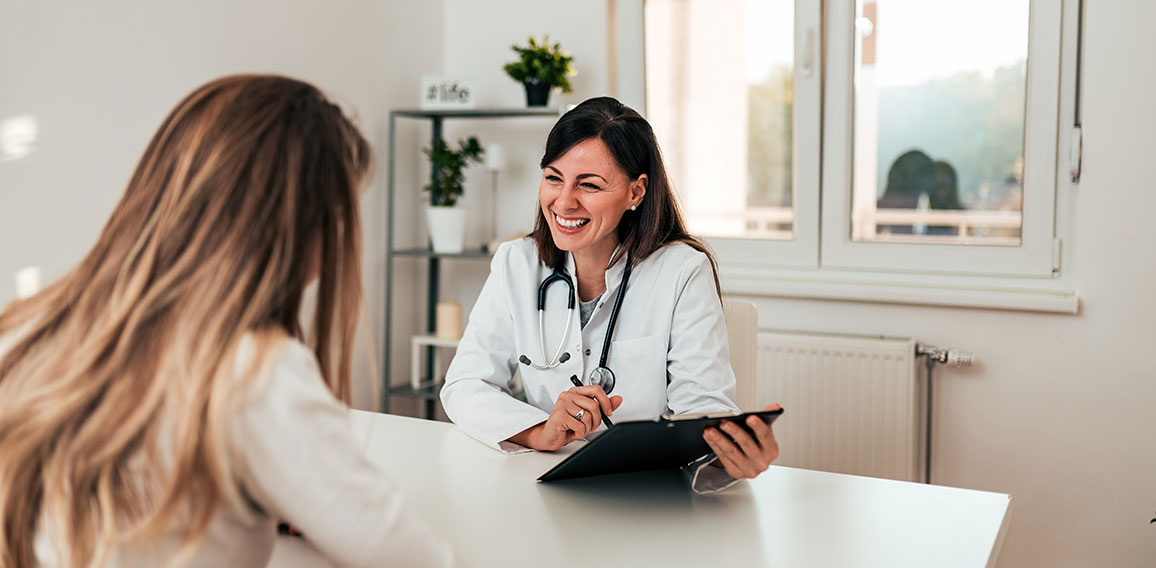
[270,411,1010,568]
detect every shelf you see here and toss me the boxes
[387,380,443,401]
[392,107,567,119]
[392,248,492,260]
[412,334,461,348]
[383,107,559,418]
[410,335,460,390]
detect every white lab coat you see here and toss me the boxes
[440,238,741,491]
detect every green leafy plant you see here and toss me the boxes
[503,35,575,93]
[423,137,484,207]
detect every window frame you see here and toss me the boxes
[702,0,823,272]
[820,0,1064,278]
[632,0,1081,312]
[637,0,823,270]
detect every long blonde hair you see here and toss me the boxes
[0,74,371,567]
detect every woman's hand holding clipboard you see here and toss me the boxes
[701,403,783,480]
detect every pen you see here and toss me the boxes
[570,374,614,428]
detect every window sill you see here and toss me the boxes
[720,266,1079,314]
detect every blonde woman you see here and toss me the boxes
[0,75,457,567]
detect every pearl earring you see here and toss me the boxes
[630,205,637,211]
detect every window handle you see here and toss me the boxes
[799,28,818,77]
[802,28,815,77]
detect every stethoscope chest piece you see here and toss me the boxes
[588,366,616,395]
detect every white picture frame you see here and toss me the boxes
[419,76,476,110]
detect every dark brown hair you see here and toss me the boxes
[529,97,720,294]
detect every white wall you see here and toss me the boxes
[0,0,445,410]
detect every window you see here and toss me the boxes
[645,0,821,267]
[823,0,1066,276]
[643,0,1080,292]
[850,0,1028,247]
[645,0,795,240]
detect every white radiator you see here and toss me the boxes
[755,331,925,482]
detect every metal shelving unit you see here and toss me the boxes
[383,107,565,419]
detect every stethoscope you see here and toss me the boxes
[518,258,633,395]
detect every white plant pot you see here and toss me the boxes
[425,206,467,254]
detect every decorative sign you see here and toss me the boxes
[419,76,475,110]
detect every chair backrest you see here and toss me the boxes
[722,298,758,411]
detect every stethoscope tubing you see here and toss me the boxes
[535,303,574,369]
[597,261,632,369]
[520,256,632,379]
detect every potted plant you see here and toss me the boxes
[423,136,484,253]
[503,35,575,107]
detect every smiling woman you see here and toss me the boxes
[538,137,645,301]
[528,97,720,298]
[440,97,783,494]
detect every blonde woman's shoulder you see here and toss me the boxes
[231,331,325,404]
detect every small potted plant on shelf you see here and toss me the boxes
[503,35,575,107]
[423,136,484,254]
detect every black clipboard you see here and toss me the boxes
[537,408,784,482]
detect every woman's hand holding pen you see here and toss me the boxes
[513,385,623,451]
[702,403,782,479]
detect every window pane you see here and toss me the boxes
[851,0,1029,245]
[645,0,794,240]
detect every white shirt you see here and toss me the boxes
[440,239,740,490]
[14,335,459,568]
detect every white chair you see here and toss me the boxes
[722,298,758,411]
